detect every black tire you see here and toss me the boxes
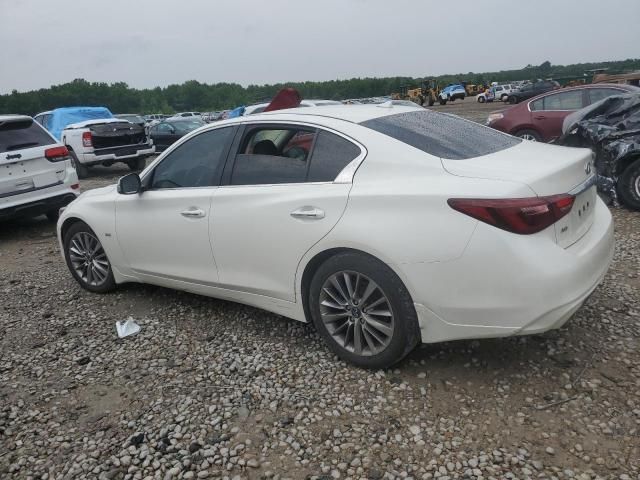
[616,158,640,210]
[128,157,147,171]
[478,96,486,103]
[514,129,542,142]
[69,150,89,179]
[46,210,59,222]
[439,98,447,105]
[63,221,116,293]
[509,96,517,104]
[428,96,435,107]
[308,252,420,369]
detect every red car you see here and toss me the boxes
[486,83,640,142]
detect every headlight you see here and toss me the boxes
[486,113,504,125]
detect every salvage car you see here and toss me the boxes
[1,115,79,222]
[57,105,614,368]
[559,92,640,210]
[35,107,155,179]
[506,80,560,104]
[114,114,146,127]
[487,84,639,141]
[149,118,206,152]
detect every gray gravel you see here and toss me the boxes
[1,124,639,479]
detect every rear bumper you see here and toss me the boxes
[79,145,155,165]
[400,199,614,343]
[0,189,78,220]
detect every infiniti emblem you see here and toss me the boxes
[585,161,592,175]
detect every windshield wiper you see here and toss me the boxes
[6,142,39,151]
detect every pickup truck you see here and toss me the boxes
[34,107,155,178]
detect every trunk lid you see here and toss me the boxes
[442,142,596,248]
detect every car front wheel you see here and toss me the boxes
[63,221,116,293]
[309,252,420,369]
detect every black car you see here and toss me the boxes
[507,81,560,104]
[149,119,205,152]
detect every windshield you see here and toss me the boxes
[360,110,520,160]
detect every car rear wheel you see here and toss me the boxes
[515,129,541,142]
[478,96,485,103]
[69,150,89,179]
[509,96,517,104]
[616,158,640,210]
[63,221,116,293]
[308,252,420,369]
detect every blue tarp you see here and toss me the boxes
[227,106,245,118]
[46,107,113,140]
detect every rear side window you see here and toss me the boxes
[0,118,55,153]
[588,88,624,104]
[360,110,520,160]
[307,130,361,182]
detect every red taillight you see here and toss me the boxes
[70,183,80,190]
[44,146,70,162]
[82,131,92,147]
[448,194,575,235]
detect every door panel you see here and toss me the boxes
[115,189,218,283]
[210,183,351,301]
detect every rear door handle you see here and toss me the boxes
[181,208,206,218]
[290,206,325,219]
[534,115,547,120]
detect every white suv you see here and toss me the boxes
[1,115,79,222]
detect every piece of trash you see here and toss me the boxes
[116,317,141,338]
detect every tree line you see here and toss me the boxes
[2,58,639,116]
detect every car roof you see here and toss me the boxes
[251,104,421,124]
[524,83,639,103]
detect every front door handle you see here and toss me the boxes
[290,206,325,219]
[534,115,547,120]
[181,208,206,218]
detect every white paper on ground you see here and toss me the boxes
[116,317,141,338]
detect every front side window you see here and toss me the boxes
[150,127,234,189]
[152,123,174,134]
[542,90,584,110]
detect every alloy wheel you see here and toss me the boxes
[635,174,640,197]
[319,271,395,356]
[68,232,110,286]
[520,133,538,141]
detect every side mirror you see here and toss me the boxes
[117,173,142,195]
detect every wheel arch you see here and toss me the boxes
[60,216,85,242]
[299,247,415,326]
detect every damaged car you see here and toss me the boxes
[559,92,640,209]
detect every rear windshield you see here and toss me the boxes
[360,110,520,159]
[0,118,55,153]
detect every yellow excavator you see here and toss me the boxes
[392,79,440,107]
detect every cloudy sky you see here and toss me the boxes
[1,0,639,94]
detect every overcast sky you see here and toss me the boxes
[1,0,639,94]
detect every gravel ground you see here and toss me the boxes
[1,103,638,480]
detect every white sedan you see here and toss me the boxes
[57,105,614,368]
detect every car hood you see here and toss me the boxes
[78,184,116,200]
